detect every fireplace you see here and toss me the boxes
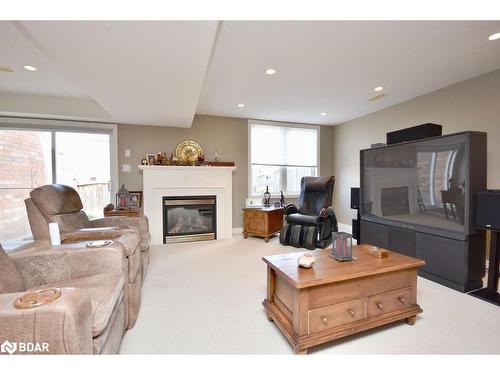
[163,196,217,244]
[381,186,410,216]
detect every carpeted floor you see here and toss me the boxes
[119,234,500,354]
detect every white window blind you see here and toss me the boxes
[250,123,319,197]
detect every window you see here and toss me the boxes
[417,149,458,207]
[249,122,319,197]
[54,131,112,218]
[0,121,116,249]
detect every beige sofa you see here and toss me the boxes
[0,241,125,354]
[25,184,151,279]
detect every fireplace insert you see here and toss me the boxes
[162,195,216,244]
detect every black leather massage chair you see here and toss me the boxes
[279,176,338,250]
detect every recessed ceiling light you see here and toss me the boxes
[374,86,384,92]
[237,103,245,108]
[488,33,500,41]
[320,112,327,116]
[265,68,277,75]
[0,66,15,73]
[24,65,37,71]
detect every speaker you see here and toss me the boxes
[476,191,500,230]
[386,123,442,145]
[350,187,360,209]
[352,219,360,241]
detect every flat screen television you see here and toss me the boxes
[360,132,486,241]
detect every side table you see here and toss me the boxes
[104,204,143,217]
[242,207,284,242]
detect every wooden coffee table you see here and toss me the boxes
[262,245,425,354]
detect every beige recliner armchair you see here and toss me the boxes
[14,234,142,329]
[28,232,142,330]
[25,184,151,278]
[0,241,125,354]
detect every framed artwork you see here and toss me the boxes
[129,191,143,209]
[146,153,156,165]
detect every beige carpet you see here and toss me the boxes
[120,234,500,354]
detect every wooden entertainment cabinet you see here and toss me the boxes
[360,220,485,292]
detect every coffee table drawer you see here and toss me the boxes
[367,287,413,317]
[308,298,364,334]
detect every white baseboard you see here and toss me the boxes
[232,227,243,234]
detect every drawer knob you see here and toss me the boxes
[398,296,406,304]
[321,315,328,324]
[347,309,355,317]
[376,302,383,310]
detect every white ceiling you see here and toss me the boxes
[0,21,219,127]
[0,21,85,97]
[0,20,499,126]
[198,21,500,125]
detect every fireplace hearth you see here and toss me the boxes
[163,196,216,244]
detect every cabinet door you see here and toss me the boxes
[360,220,389,248]
[416,233,466,284]
[389,227,416,257]
[246,211,265,234]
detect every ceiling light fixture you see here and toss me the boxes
[237,103,245,108]
[374,86,384,92]
[265,68,277,75]
[24,65,38,71]
[488,33,500,41]
[320,112,327,116]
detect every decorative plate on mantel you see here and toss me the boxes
[175,140,203,162]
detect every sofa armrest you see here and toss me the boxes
[91,215,149,233]
[11,244,125,289]
[0,288,93,354]
[61,227,136,242]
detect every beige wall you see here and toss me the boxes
[118,114,334,228]
[332,68,500,226]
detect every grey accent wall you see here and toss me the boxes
[332,69,500,226]
[118,114,334,228]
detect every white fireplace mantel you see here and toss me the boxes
[138,165,236,245]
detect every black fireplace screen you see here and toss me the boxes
[163,196,216,243]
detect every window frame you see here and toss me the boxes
[247,119,320,198]
[0,116,119,197]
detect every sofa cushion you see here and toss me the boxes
[30,184,84,215]
[51,211,92,233]
[0,245,25,294]
[41,273,124,337]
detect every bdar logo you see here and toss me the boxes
[1,340,17,355]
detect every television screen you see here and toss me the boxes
[361,133,467,234]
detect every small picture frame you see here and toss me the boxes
[129,191,143,209]
[146,153,156,165]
